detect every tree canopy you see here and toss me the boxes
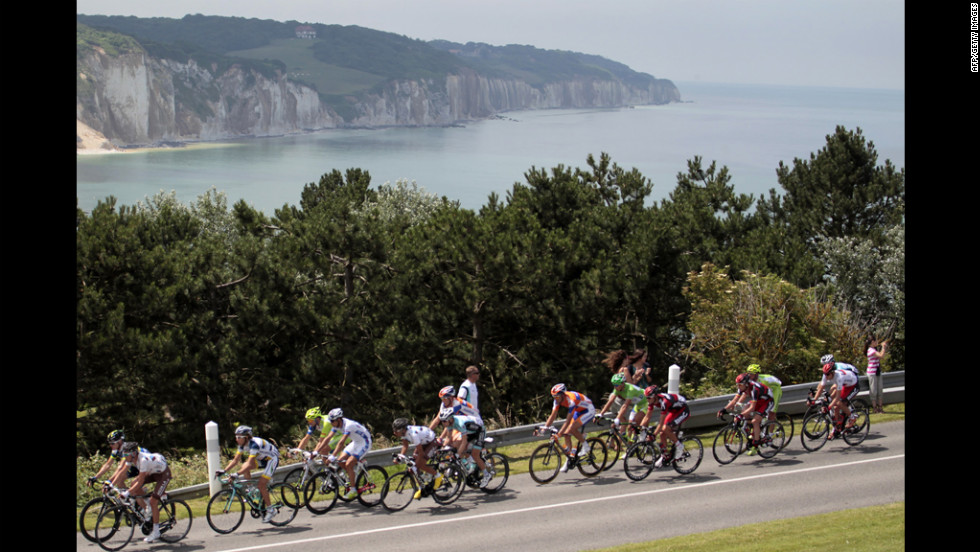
[76,127,904,454]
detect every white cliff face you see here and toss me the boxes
[78,47,341,147]
[77,48,680,147]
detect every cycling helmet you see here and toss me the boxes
[327,408,344,422]
[107,429,126,444]
[746,364,762,374]
[550,383,566,397]
[735,373,751,385]
[392,418,409,432]
[438,407,455,422]
[120,441,139,455]
[234,425,253,436]
[611,373,626,386]
[822,363,835,375]
[644,385,659,398]
[305,407,322,420]
[438,385,456,398]
[820,354,835,365]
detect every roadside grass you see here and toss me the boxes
[587,502,904,552]
[78,403,904,534]
[228,38,385,95]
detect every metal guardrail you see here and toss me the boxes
[168,371,904,501]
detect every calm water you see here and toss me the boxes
[76,81,905,214]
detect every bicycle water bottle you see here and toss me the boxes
[463,457,477,474]
[248,486,261,503]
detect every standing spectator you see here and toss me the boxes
[458,365,480,416]
[866,337,888,413]
[628,349,651,389]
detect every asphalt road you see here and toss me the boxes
[77,420,904,552]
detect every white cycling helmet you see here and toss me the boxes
[438,406,455,422]
[327,408,343,422]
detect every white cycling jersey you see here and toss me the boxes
[130,451,168,475]
[821,368,858,388]
[401,425,437,447]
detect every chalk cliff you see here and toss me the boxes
[77,37,680,149]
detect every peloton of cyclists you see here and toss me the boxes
[811,354,860,437]
[537,383,595,472]
[640,385,691,468]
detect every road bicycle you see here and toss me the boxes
[592,416,644,471]
[93,485,192,551]
[301,456,388,514]
[528,425,607,484]
[734,401,794,450]
[800,392,871,451]
[380,454,465,511]
[205,474,298,534]
[623,429,704,480]
[436,436,510,495]
[712,411,786,465]
[79,481,138,544]
[803,388,871,424]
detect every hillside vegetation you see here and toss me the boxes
[76,14,670,98]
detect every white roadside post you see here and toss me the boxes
[206,421,222,496]
[668,364,681,394]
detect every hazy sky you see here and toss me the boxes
[76,0,904,90]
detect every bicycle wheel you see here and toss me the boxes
[304,471,340,515]
[94,505,134,551]
[800,412,831,452]
[843,408,870,446]
[355,465,388,507]
[775,411,794,448]
[158,499,192,543]
[432,462,465,505]
[266,482,299,526]
[623,441,658,481]
[601,431,623,471]
[757,421,784,459]
[528,442,562,484]
[712,426,744,465]
[281,466,310,508]
[79,496,114,543]
[206,489,245,534]
[673,435,704,475]
[576,437,607,477]
[381,471,417,512]
[480,451,510,493]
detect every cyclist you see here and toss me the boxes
[640,385,690,468]
[595,373,648,441]
[119,442,172,543]
[88,429,136,488]
[746,364,782,423]
[323,408,373,499]
[718,373,774,455]
[436,407,493,488]
[428,385,481,430]
[215,425,281,523]
[538,383,595,472]
[392,417,444,498]
[290,406,342,458]
[812,355,860,437]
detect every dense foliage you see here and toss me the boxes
[76,128,904,455]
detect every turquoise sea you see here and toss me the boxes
[75,81,905,215]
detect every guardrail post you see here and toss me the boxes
[668,364,681,394]
[205,421,221,497]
